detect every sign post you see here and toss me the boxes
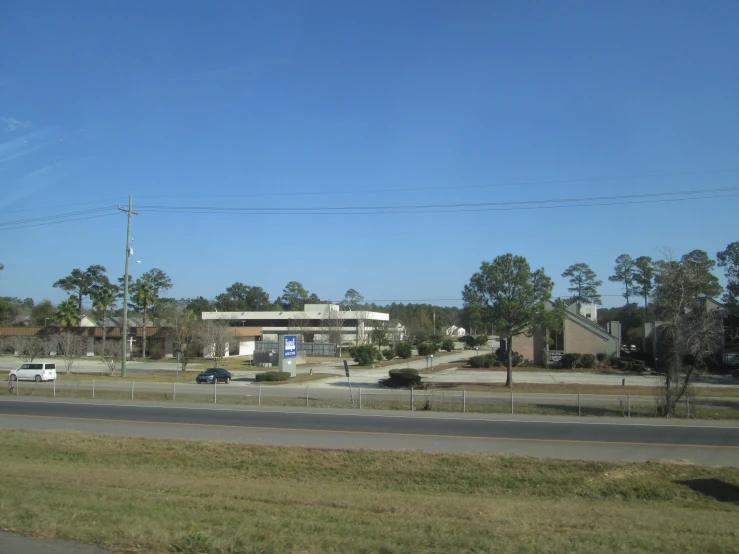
[279,334,298,377]
[344,360,355,407]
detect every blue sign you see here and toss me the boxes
[283,335,297,358]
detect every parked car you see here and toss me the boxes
[196,367,232,384]
[8,363,57,382]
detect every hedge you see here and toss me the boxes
[255,371,291,382]
[384,368,422,388]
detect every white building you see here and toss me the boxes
[577,304,598,320]
[444,325,466,337]
[202,303,389,344]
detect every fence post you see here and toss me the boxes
[463,390,466,413]
[510,389,514,414]
[578,393,581,417]
[306,386,309,407]
[359,387,362,410]
[131,380,134,400]
[92,379,95,399]
[627,394,631,417]
[411,387,414,411]
[258,385,262,406]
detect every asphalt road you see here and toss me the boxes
[0,397,738,465]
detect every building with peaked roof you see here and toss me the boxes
[444,325,466,337]
[504,302,621,367]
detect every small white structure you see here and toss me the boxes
[577,304,598,320]
[444,325,466,337]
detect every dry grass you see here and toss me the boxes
[430,382,739,397]
[253,372,335,385]
[0,430,738,553]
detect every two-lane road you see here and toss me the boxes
[0,397,737,465]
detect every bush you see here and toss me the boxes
[469,354,496,368]
[382,347,396,360]
[255,371,291,382]
[417,342,439,356]
[562,353,582,369]
[596,353,607,365]
[147,343,165,360]
[395,343,413,359]
[441,339,455,352]
[580,354,597,369]
[631,360,646,372]
[352,345,379,366]
[493,360,503,367]
[511,351,524,367]
[385,368,422,388]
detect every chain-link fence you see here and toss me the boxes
[3,378,737,418]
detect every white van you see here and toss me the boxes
[8,363,57,382]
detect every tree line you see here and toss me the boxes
[463,241,738,416]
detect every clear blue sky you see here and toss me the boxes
[1,1,738,309]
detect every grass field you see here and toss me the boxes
[0,430,737,553]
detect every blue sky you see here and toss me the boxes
[1,0,738,309]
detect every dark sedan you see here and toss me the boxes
[196,367,232,384]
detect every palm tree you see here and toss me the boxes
[92,282,118,344]
[131,280,157,358]
[56,297,81,327]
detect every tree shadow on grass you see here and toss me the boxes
[678,479,739,503]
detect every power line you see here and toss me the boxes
[0,213,119,231]
[138,192,739,216]
[135,167,739,198]
[137,186,739,213]
[0,197,127,215]
[0,207,117,228]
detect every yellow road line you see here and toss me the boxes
[1,412,737,450]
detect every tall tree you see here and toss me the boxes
[632,256,655,315]
[463,254,553,387]
[278,281,310,310]
[30,300,56,326]
[561,263,602,313]
[214,283,271,312]
[717,241,739,309]
[653,257,725,417]
[680,249,722,299]
[56,297,81,327]
[127,269,172,358]
[341,289,365,310]
[608,254,635,304]
[91,280,119,344]
[53,265,107,318]
[185,296,214,317]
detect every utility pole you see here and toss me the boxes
[118,195,138,377]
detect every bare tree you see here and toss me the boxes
[320,304,345,346]
[163,301,197,372]
[194,320,235,368]
[97,339,122,376]
[11,336,47,363]
[654,255,725,417]
[56,332,86,375]
[288,312,313,343]
[354,308,371,346]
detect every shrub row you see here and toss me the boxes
[255,371,291,382]
[384,368,422,388]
